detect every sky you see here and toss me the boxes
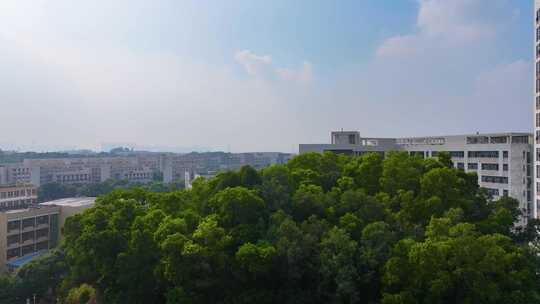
[0,0,534,153]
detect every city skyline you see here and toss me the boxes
[0,0,533,153]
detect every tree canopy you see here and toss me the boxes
[4,154,540,304]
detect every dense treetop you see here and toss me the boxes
[3,151,540,304]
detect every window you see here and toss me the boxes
[468,163,478,170]
[503,164,508,171]
[485,188,499,196]
[22,231,34,243]
[490,136,507,144]
[503,190,509,196]
[450,151,464,158]
[21,244,34,256]
[467,136,489,144]
[481,163,499,171]
[36,215,48,226]
[35,241,48,251]
[7,220,20,232]
[457,162,464,170]
[481,175,508,184]
[468,151,499,158]
[348,134,356,145]
[7,234,20,246]
[503,151,508,158]
[432,151,464,158]
[36,228,49,239]
[22,218,35,229]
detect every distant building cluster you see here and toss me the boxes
[0,152,294,188]
[301,131,533,226]
[161,152,293,183]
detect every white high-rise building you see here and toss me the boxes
[535,0,540,219]
[301,131,533,226]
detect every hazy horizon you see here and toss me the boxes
[0,0,533,153]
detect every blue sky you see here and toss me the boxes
[0,0,534,152]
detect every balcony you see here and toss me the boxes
[36,223,49,229]
[21,225,35,232]
[20,238,34,246]
[7,242,19,249]
[36,235,49,243]
[7,229,20,236]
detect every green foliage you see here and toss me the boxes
[0,249,67,303]
[383,218,540,304]
[37,152,539,304]
[65,283,96,304]
[380,151,423,196]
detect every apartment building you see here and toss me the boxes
[300,131,533,225]
[0,197,95,272]
[0,185,38,211]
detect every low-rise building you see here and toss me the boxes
[0,197,95,272]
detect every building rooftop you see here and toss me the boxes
[3,204,59,214]
[41,197,96,207]
[6,251,47,270]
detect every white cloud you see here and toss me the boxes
[234,50,273,78]
[378,0,517,58]
[235,50,313,84]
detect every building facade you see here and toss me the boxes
[0,197,95,272]
[0,185,38,211]
[534,0,540,219]
[0,205,60,272]
[301,131,533,225]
